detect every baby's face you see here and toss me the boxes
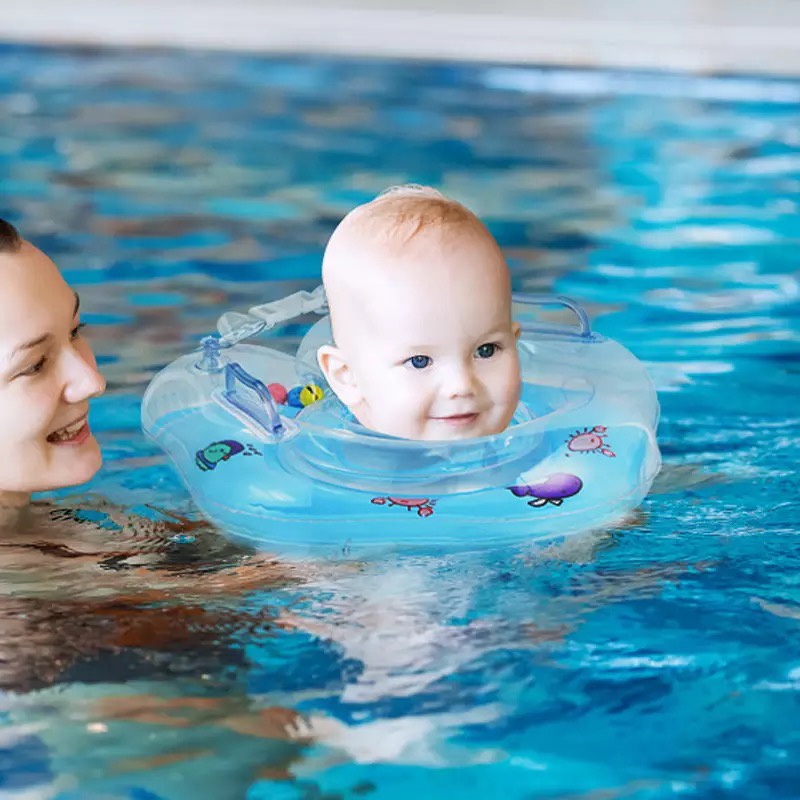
[324,232,521,441]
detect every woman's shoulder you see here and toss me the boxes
[10,497,254,570]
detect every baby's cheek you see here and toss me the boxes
[379,376,419,417]
[363,374,395,407]
[494,367,521,407]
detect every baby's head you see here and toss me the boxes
[317,186,521,441]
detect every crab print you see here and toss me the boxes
[371,496,436,518]
[566,425,615,458]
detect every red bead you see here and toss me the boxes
[267,382,288,404]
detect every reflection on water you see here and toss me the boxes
[0,501,300,691]
[1,43,800,799]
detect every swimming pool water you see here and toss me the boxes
[1,43,800,799]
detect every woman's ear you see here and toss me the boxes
[317,345,362,407]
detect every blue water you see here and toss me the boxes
[2,43,800,799]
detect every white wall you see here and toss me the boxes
[2,0,799,75]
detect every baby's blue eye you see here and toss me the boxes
[476,343,497,359]
[408,355,431,370]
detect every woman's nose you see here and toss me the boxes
[62,345,106,404]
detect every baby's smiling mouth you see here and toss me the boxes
[431,412,480,426]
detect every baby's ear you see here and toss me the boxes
[512,321,521,339]
[317,345,362,406]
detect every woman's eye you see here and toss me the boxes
[70,322,86,340]
[407,355,432,370]
[19,357,47,378]
[476,343,498,359]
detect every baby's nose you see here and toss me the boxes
[443,361,478,398]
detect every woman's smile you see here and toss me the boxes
[46,413,90,445]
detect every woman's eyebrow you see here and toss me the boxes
[10,333,51,359]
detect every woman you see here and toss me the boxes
[0,219,106,514]
[0,217,300,688]
[0,219,373,800]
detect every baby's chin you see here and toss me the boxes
[351,405,514,442]
[421,419,511,442]
[390,411,512,442]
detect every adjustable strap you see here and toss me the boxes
[217,285,328,342]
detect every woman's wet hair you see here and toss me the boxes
[0,218,22,253]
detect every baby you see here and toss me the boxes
[317,185,521,441]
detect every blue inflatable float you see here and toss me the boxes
[142,288,660,552]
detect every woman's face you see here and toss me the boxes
[0,242,106,504]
